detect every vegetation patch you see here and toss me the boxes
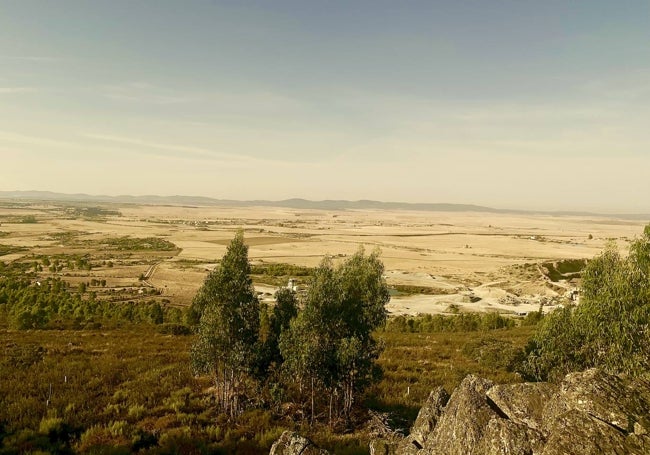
[523,226,650,381]
[0,263,186,330]
[391,284,457,295]
[20,215,38,224]
[250,262,313,277]
[385,312,516,333]
[46,230,89,245]
[100,236,178,251]
[251,262,314,286]
[0,316,533,454]
[68,206,121,218]
[541,258,588,282]
[0,244,26,256]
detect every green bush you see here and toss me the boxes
[523,226,650,381]
[158,323,192,335]
[21,215,38,224]
[102,236,177,251]
[384,313,515,333]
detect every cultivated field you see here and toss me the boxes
[0,200,645,315]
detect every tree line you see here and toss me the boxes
[0,266,183,330]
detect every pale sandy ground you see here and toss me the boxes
[1,203,646,314]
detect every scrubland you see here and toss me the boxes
[0,200,645,453]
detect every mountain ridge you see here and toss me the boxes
[0,190,648,220]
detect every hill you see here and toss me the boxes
[1,190,649,220]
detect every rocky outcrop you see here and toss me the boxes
[269,431,329,455]
[368,368,650,455]
[542,369,650,435]
[410,386,449,447]
[487,381,558,432]
[425,375,497,455]
[475,417,545,455]
[542,409,643,455]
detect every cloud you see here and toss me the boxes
[98,82,195,105]
[0,130,75,148]
[0,55,59,62]
[83,133,252,161]
[0,87,37,94]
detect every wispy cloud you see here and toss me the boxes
[0,87,37,94]
[0,129,262,164]
[99,82,195,105]
[0,55,59,62]
[0,130,73,148]
[83,133,259,162]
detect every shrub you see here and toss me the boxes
[38,416,66,440]
[158,323,192,335]
[127,405,146,420]
[21,215,38,224]
[523,227,650,381]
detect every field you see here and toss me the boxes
[0,200,644,313]
[0,199,646,453]
[0,319,533,454]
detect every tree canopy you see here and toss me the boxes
[523,224,650,381]
[190,230,260,417]
[189,236,390,423]
[279,248,389,422]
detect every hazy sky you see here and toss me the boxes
[1,1,649,212]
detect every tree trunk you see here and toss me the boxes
[310,377,314,425]
[329,389,333,428]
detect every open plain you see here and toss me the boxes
[0,200,645,316]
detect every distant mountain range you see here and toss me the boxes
[0,190,648,220]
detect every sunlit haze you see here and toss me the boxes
[1,1,649,213]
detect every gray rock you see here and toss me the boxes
[476,417,546,455]
[396,435,426,454]
[369,369,650,455]
[410,386,450,446]
[626,434,650,454]
[487,382,558,432]
[369,436,422,455]
[541,409,645,455]
[425,375,496,455]
[543,369,650,434]
[368,438,394,455]
[269,431,329,455]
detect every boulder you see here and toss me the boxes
[269,431,329,455]
[543,369,650,434]
[541,409,645,455]
[409,386,450,446]
[368,438,395,455]
[487,382,558,432]
[425,375,496,455]
[476,417,546,455]
[369,436,422,455]
[368,369,650,455]
[396,435,426,454]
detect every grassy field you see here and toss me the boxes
[0,322,533,454]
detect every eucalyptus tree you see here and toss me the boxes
[280,248,390,423]
[190,230,260,418]
[266,288,299,367]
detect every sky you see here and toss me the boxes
[1,0,649,212]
